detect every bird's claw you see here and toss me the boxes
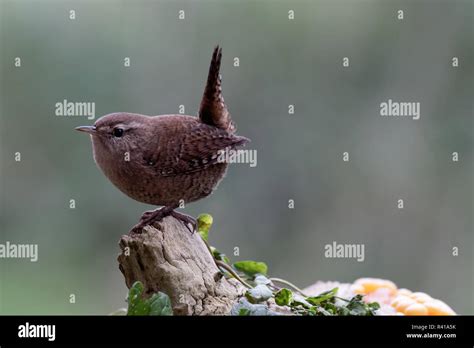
[129,223,145,235]
[170,211,197,234]
[129,208,196,235]
[129,207,174,234]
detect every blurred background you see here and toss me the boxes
[0,0,472,314]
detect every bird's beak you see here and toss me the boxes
[75,125,96,134]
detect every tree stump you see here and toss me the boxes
[117,216,246,315]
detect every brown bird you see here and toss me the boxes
[76,46,249,233]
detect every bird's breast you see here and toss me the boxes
[92,137,228,206]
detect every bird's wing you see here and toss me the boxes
[198,46,236,133]
[145,123,249,177]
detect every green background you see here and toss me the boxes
[0,0,472,314]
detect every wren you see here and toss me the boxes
[76,46,249,233]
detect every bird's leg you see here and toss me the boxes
[130,206,175,234]
[170,210,197,234]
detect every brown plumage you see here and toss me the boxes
[76,46,249,233]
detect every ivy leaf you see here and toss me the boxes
[345,294,380,316]
[275,288,294,306]
[245,284,273,304]
[127,281,173,316]
[306,287,338,306]
[148,292,173,316]
[197,213,213,242]
[233,260,268,277]
[127,281,149,315]
[368,302,381,312]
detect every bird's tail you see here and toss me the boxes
[198,46,236,133]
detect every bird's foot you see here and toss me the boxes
[170,210,197,234]
[129,206,174,234]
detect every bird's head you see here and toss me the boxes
[76,112,150,159]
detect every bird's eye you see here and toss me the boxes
[112,128,124,137]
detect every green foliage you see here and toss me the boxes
[210,246,231,265]
[275,288,294,306]
[345,294,381,315]
[306,287,339,306]
[200,214,381,316]
[233,260,268,277]
[238,308,251,316]
[282,288,380,316]
[148,293,174,316]
[127,281,173,316]
[197,213,213,242]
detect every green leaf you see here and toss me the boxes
[233,260,268,277]
[238,308,251,316]
[368,302,381,311]
[127,281,149,315]
[344,294,380,316]
[275,288,294,306]
[148,292,173,316]
[245,284,273,304]
[127,281,173,316]
[211,246,231,265]
[306,287,338,306]
[197,214,213,242]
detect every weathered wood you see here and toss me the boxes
[117,216,246,315]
